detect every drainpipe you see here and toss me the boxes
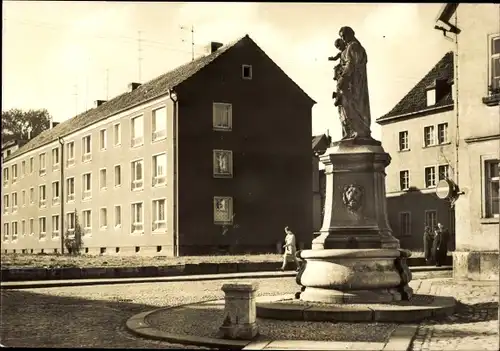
[169,89,180,256]
[58,137,65,254]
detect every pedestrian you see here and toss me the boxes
[281,226,300,272]
[423,225,435,265]
[434,223,450,267]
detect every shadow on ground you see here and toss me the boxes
[425,301,498,325]
[0,289,212,349]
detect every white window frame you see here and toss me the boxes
[52,215,60,239]
[39,184,47,208]
[426,88,436,106]
[213,103,232,131]
[488,33,500,91]
[131,202,144,233]
[100,207,108,229]
[114,164,121,188]
[424,210,438,230]
[242,64,253,80]
[213,150,233,178]
[131,115,144,147]
[398,131,409,151]
[152,198,167,232]
[82,172,92,200]
[29,157,34,174]
[99,128,107,151]
[438,164,449,181]
[423,125,435,147]
[11,192,18,213]
[66,177,75,202]
[3,223,9,242]
[213,196,234,225]
[11,221,18,241]
[114,205,122,228]
[29,187,35,205]
[52,181,60,206]
[38,216,47,240]
[484,158,500,219]
[152,106,167,142]
[66,212,76,236]
[3,194,9,214]
[21,219,26,236]
[2,167,8,187]
[82,209,92,235]
[114,123,121,146]
[11,164,18,183]
[66,141,75,167]
[82,135,92,162]
[424,166,436,188]
[52,147,60,170]
[437,123,448,144]
[29,218,34,236]
[152,153,167,187]
[99,168,107,190]
[39,153,47,175]
[131,159,144,190]
[399,212,411,237]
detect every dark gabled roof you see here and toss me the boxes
[312,134,331,153]
[376,51,454,123]
[6,34,314,163]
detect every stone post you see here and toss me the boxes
[217,282,259,340]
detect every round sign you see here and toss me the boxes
[436,179,454,199]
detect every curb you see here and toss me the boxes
[0,256,452,282]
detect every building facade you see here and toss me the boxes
[377,52,456,250]
[435,4,500,280]
[1,35,315,256]
[312,134,331,232]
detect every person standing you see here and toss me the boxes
[423,225,435,265]
[281,226,300,271]
[434,223,450,267]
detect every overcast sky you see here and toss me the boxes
[2,2,453,140]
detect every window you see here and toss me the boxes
[425,166,436,188]
[131,115,144,147]
[39,153,46,175]
[242,64,252,80]
[100,129,107,150]
[29,187,35,205]
[21,220,26,236]
[52,181,60,205]
[52,148,60,169]
[29,157,34,173]
[83,173,92,199]
[12,164,18,183]
[489,34,500,90]
[52,215,60,239]
[39,217,47,240]
[426,88,436,106]
[29,218,34,235]
[131,202,144,232]
[2,167,8,186]
[399,212,411,236]
[67,177,75,202]
[67,142,75,166]
[152,199,166,231]
[3,194,8,214]
[113,123,121,146]
[437,123,448,144]
[152,107,167,141]
[425,210,438,230]
[485,160,499,218]
[424,126,435,147]
[12,192,18,212]
[82,210,92,232]
[12,222,18,241]
[114,205,122,228]
[22,190,26,207]
[131,160,144,190]
[152,154,166,186]
[21,160,26,177]
[438,165,449,181]
[39,185,47,207]
[3,223,9,242]
[100,208,108,228]
[213,150,233,177]
[100,169,107,190]
[67,212,76,234]
[82,136,92,162]
[213,103,232,130]
[214,196,233,224]
[114,165,121,187]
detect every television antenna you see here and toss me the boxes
[180,25,195,61]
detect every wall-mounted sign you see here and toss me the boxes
[436,178,454,200]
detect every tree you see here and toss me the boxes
[1,108,52,143]
[64,210,84,256]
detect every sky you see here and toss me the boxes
[2,2,453,141]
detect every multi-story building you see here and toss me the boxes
[1,140,28,162]
[377,52,456,250]
[434,4,499,280]
[1,35,315,256]
[312,133,331,232]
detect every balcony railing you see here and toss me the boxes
[152,129,166,141]
[152,176,166,186]
[131,136,144,148]
[82,153,92,162]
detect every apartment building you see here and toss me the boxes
[1,35,315,256]
[376,52,456,250]
[434,4,500,280]
[1,140,28,162]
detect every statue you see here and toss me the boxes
[329,26,372,139]
[329,38,352,138]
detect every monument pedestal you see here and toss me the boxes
[297,138,412,303]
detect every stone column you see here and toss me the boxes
[217,282,259,340]
[312,138,400,250]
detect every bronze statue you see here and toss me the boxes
[329,26,372,140]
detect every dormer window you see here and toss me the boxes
[426,88,436,106]
[242,65,252,80]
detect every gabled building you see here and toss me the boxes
[2,140,28,162]
[1,35,315,256]
[433,4,500,280]
[376,52,456,250]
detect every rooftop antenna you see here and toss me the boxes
[180,25,195,61]
[138,30,143,82]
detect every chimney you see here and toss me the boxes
[94,100,107,108]
[205,42,223,54]
[128,82,142,92]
